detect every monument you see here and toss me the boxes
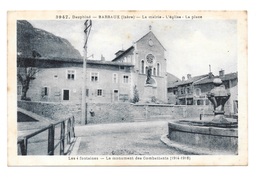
[142,66,157,103]
[207,78,231,123]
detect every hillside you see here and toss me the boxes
[17,20,82,60]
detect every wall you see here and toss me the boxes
[17,101,82,123]
[18,101,219,125]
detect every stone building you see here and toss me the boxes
[167,70,238,115]
[17,27,168,103]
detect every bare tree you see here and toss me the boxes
[17,52,41,100]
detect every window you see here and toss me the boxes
[91,72,99,82]
[86,89,89,97]
[197,100,203,105]
[41,87,49,97]
[157,63,160,76]
[67,70,75,80]
[54,74,58,79]
[123,75,129,84]
[17,85,22,95]
[113,73,118,83]
[195,88,201,96]
[120,66,125,70]
[97,89,103,96]
[153,67,156,76]
[141,60,144,74]
[145,66,148,74]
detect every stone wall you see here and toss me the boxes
[17,101,82,123]
[18,101,217,125]
[86,103,135,124]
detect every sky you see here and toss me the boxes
[29,19,237,79]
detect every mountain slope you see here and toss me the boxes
[17,20,82,60]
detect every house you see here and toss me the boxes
[193,70,238,115]
[167,70,238,115]
[17,25,168,103]
[167,73,212,105]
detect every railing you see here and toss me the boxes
[17,116,75,155]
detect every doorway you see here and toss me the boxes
[63,89,70,100]
[113,90,119,102]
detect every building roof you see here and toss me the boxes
[136,31,166,51]
[194,72,238,85]
[167,73,180,87]
[17,56,83,63]
[168,74,209,88]
[87,60,134,67]
[112,31,166,62]
[17,56,134,67]
[112,46,134,62]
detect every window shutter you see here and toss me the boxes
[86,89,89,97]
[41,87,45,96]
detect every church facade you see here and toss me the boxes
[17,29,168,103]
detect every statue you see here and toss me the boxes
[146,67,152,84]
[207,78,231,123]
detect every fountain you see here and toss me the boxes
[161,78,238,155]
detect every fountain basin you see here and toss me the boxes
[166,120,238,155]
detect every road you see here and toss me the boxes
[74,120,182,155]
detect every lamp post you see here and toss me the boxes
[81,20,92,125]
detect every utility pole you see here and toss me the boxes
[81,20,92,125]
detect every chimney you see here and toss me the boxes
[101,54,105,61]
[219,69,225,77]
[182,76,185,81]
[187,74,191,79]
[208,72,214,79]
[115,50,125,57]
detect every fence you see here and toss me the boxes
[17,116,75,155]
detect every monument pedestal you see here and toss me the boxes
[142,85,157,103]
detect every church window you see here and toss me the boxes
[141,60,144,74]
[157,63,160,76]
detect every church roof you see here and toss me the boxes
[112,30,166,62]
[136,31,166,51]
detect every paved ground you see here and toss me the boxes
[74,120,183,155]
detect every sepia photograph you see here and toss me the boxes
[7,10,247,166]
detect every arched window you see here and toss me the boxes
[153,67,156,76]
[157,63,160,76]
[145,66,148,74]
[141,60,144,74]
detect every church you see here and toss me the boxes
[17,25,168,104]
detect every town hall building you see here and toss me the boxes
[17,27,168,104]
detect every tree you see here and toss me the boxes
[132,85,139,103]
[17,57,40,100]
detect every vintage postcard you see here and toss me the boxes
[7,10,247,166]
